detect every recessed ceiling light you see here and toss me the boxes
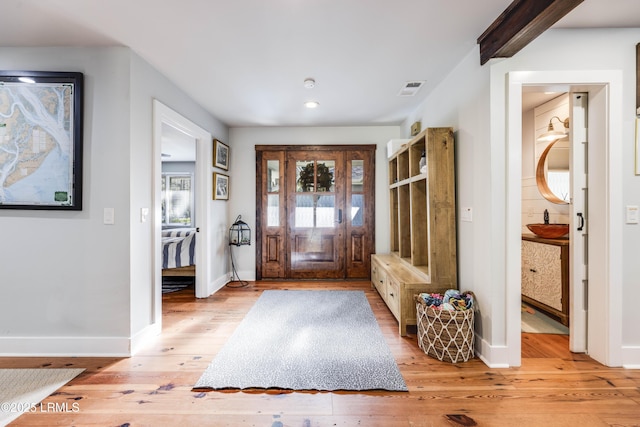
[304,100,319,109]
[18,77,36,84]
[304,78,315,89]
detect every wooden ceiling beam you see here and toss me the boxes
[477,0,583,65]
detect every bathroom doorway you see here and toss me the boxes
[520,91,588,355]
[507,69,624,367]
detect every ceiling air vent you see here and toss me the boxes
[398,81,425,96]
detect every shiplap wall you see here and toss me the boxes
[522,93,570,234]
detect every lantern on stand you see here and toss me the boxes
[229,215,251,246]
[228,215,250,287]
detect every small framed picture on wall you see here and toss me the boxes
[213,173,229,200]
[213,139,229,170]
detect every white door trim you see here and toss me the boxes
[506,70,624,367]
[152,100,213,327]
[569,92,588,353]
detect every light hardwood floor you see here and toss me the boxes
[3,281,640,426]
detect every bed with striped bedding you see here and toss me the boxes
[162,228,196,270]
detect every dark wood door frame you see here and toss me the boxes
[255,144,376,280]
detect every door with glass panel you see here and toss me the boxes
[287,150,345,279]
[255,145,375,280]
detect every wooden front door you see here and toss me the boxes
[287,150,345,279]
[256,145,375,280]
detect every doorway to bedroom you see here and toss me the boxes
[160,123,197,294]
[152,100,214,328]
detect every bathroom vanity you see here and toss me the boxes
[521,234,569,326]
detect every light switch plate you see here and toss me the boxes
[626,205,639,224]
[461,207,473,222]
[104,207,115,225]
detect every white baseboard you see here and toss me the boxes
[475,338,640,370]
[475,335,511,368]
[622,346,640,369]
[0,336,132,357]
[204,273,231,297]
[231,270,256,282]
[130,322,161,356]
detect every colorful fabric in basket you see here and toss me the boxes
[417,289,475,311]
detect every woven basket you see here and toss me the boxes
[415,298,475,363]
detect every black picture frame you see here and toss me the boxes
[0,70,83,210]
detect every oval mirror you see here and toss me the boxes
[536,139,569,204]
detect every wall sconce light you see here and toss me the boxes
[537,116,569,142]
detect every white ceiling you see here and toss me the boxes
[1,0,640,129]
[161,123,196,162]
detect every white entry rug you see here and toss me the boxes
[194,290,408,392]
[0,368,84,426]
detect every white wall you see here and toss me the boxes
[401,28,640,367]
[228,126,401,279]
[401,46,497,350]
[0,47,133,355]
[129,52,228,343]
[0,47,228,356]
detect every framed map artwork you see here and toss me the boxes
[0,71,83,210]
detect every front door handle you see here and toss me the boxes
[336,209,343,224]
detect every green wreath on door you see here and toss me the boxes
[298,162,333,192]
